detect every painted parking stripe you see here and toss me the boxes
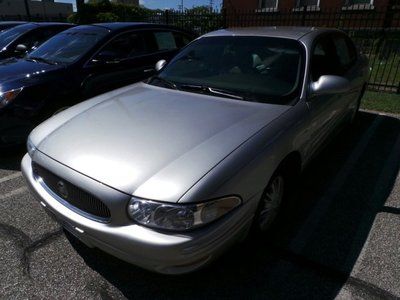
[0,186,28,200]
[0,172,22,184]
[290,115,384,252]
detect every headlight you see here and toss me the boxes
[27,137,36,157]
[0,87,23,108]
[127,196,241,231]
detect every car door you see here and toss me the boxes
[331,33,364,117]
[303,34,349,160]
[81,30,157,97]
[81,29,192,98]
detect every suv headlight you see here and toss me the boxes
[127,196,241,231]
[0,87,23,108]
[27,137,36,157]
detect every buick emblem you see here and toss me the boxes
[57,181,68,199]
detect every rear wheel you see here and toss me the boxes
[350,84,366,123]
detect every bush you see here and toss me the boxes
[72,0,152,24]
[96,12,119,22]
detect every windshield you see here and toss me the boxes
[27,27,109,64]
[154,36,304,104]
[0,24,35,49]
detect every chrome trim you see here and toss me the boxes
[34,174,110,224]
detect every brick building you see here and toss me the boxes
[0,0,73,19]
[223,0,392,12]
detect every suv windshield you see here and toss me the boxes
[153,36,304,104]
[27,27,109,64]
[0,23,36,49]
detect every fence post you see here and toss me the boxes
[222,7,227,28]
[23,0,31,21]
[165,9,169,25]
[301,5,307,26]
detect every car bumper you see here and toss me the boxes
[21,153,255,274]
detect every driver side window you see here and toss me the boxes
[93,32,146,62]
[311,35,342,81]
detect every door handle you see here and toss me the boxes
[144,68,154,73]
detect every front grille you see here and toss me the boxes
[32,162,111,221]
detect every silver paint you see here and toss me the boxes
[22,27,369,274]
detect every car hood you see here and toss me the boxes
[0,58,63,86]
[34,83,290,202]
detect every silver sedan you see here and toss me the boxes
[22,27,369,274]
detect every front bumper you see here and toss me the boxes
[21,153,255,274]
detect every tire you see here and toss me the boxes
[350,84,366,124]
[252,172,286,233]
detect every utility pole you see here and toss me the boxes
[23,0,31,21]
[178,0,184,12]
[209,0,214,11]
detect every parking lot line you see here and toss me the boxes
[290,115,384,253]
[0,186,28,200]
[0,172,22,184]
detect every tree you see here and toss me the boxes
[76,0,85,12]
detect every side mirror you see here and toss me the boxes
[15,44,28,53]
[155,59,167,72]
[310,75,350,97]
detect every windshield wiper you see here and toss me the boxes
[148,75,178,90]
[180,84,244,100]
[27,57,58,65]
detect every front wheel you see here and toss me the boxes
[254,174,285,232]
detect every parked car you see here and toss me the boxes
[22,27,368,274]
[0,22,194,147]
[0,21,27,32]
[0,22,74,59]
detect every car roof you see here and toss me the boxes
[203,26,342,40]
[90,22,190,33]
[0,21,27,25]
[30,22,74,27]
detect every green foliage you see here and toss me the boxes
[71,0,152,24]
[96,12,119,22]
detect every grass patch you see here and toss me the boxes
[361,91,400,114]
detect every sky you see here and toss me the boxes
[56,0,222,11]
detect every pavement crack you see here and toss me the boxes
[23,229,64,276]
[0,222,33,280]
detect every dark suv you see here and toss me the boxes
[0,23,194,148]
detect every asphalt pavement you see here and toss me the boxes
[0,110,399,299]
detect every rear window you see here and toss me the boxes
[153,31,177,50]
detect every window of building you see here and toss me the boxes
[293,0,320,11]
[259,0,278,9]
[342,0,374,10]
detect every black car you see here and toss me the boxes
[0,22,194,148]
[0,22,74,59]
[0,21,27,32]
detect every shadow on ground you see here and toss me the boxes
[0,147,25,171]
[62,111,400,299]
